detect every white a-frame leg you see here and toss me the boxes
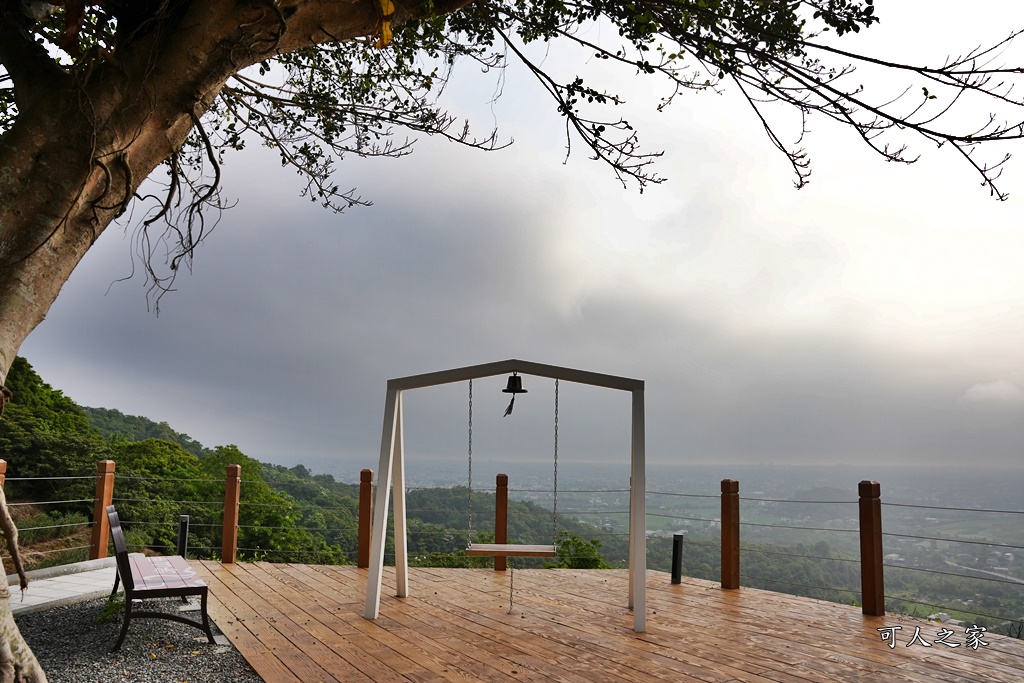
[364,388,408,618]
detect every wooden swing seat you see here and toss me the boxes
[465,543,557,558]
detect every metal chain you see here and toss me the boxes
[467,379,473,548]
[553,378,559,543]
[507,556,514,614]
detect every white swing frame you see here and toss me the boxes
[363,359,647,632]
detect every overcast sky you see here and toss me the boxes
[17,3,1024,481]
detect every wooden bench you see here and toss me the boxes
[106,505,215,651]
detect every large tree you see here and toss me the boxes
[1,0,1023,678]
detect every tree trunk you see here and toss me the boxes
[0,486,40,682]
[0,1,475,677]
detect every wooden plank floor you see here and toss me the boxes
[196,561,1024,683]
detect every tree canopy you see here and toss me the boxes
[3,1,1024,323]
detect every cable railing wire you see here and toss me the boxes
[884,563,1024,587]
[119,520,224,529]
[7,499,94,507]
[739,520,859,533]
[237,524,357,534]
[4,476,95,481]
[235,547,355,559]
[882,502,1024,515]
[740,573,859,596]
[568,510,630,516]
[653,535,716,547]
[2,544,90,558]
[112,497,225,506]
[115,475,217,483]
[288,504,356,512]
[237,501,299,508]
[406,509,478,515]
[883,595,1023,626]
[740,546,860,564]
[647,491,717,499]
[647,512,716,522]
[740,496,856,505]
[406,486,480,492]
[142,543,358,563]
[382,552,615,562]
[882,532,1024,551]
[264,480,357,487]
[16,522,90,533]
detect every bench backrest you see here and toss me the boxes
[106,505,135,592]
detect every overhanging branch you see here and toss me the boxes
[0,16,72,113]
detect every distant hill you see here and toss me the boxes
[83,406,210,458]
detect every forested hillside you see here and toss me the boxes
[0,357,345,568]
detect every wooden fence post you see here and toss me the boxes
[721,479,740,589]
[222,464,241,564]
[0,459,6,489]
[89,460,116,560]
[357,469,373,568]
[494,474,508,572]
[859,480,885,616]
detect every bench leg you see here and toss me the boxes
[111,596,133,652]
[110,571,120,600]
[200,589,215,644]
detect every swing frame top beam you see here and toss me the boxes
[363,359,647,633]
[386,358,644,393]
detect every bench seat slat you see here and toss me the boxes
[465,543,557,558]
[130,554,207,591]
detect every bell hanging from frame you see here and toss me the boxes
[502,373,527,394]
[502,373,526,417]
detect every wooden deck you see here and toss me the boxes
[196,561,1024,682]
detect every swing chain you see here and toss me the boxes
[553,378,559,544]
[507,556,514,614]
[467,379,473,549]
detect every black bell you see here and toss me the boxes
[502,373,527,394]
[501,373,526,417]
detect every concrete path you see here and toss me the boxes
[7,558,117,615]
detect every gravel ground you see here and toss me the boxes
[15,596,265,683]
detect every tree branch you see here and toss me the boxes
[0,15,72,113]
